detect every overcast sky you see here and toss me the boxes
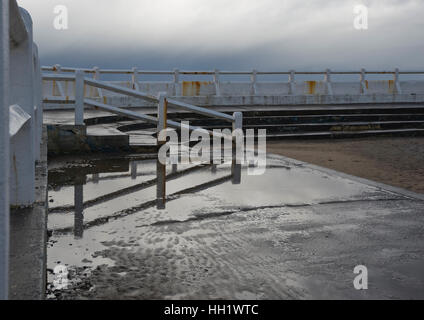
[16,0,424,71]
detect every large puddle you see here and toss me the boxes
[46,154,404,299]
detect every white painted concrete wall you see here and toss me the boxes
[45,79,424,97]
[9,8,36,205]
[43,78,424,109]
[1,0,42,299]
[0,0,10,301]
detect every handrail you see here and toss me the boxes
[41,65,424,76]
[42,73,237,136]
[84,98,232,141]
[84,78,158,103]
[84,98,158,125]
[167,98,235,123]
[42,74,76,81]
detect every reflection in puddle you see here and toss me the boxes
[46,154,400,298]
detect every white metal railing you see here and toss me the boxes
[43,71,243,208]
[42,71,242,139]
[42,65,423,98]
[41,65,424,75]
[1,0,43,300]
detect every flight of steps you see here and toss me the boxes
[82,104,424,153]
[163,104,424,140]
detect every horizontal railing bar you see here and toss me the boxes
[84,99,159,125]
[42,74,76,81]
[84,78,158,103]
[42,66,424,76]
[42,66,94,73]
[167,98,235,123]
[138,71,174,75]
[84,99,232,140]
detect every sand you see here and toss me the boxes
[267,137,424,194]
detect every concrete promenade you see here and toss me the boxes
[46,153,424,299]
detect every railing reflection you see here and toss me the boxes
[73,184,84,239]
[49,156,242,237]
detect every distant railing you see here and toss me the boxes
[42,65,424,99]
[41,65,424,75]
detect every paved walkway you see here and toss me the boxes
[46,154,424,299]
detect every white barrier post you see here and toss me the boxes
[251,69,257,95]
[156,92,167,209]
[93,67,103,98]
[214,69,221,96]
[289,70,296,95]
[173,69,180,96]
[9,8,35,206]
[0,0,10,301]
[75,70,84,125]
[132,67,140,91]
[394,68,402,94]
[325,69,333,95]
[360,68,367,94]
[53,64,64,97]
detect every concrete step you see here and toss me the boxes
[170,114,424,126]
[187,120,424,133]
[261,128,424,140]
[167,105,424,119]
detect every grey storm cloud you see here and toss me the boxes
[16,0,424,71]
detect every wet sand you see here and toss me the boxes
[268,137,424,194]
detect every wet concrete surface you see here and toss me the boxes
[10,128,48,300]
[46,154,424,300]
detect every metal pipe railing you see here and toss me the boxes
[42,65,421,99]
[43,73,239,138]
[41,65,424,76]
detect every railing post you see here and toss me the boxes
[53,64,65,97]
[92,67,103,98]
[156,92,168,209]
[74,184,84,239]
[131,162,137,180]
[360,68,368,94]
[394,68,402,94]
[325,69,333,95]
[289,70,296,95]
[251,69,257,95]
[173,68,180,96]
[132,67,140,91]
[232,112,243,185]
[0,0,10,301]
[214,69,221,97]
[75,70,85,125]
